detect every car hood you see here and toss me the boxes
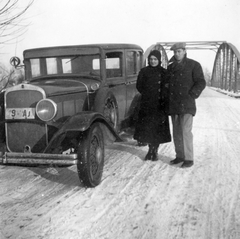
[31,78,100,96]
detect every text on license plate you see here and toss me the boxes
[5,108,35,119]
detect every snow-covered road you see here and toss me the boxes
[1,87,240,239]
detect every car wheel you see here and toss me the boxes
[103,97,118,130]
[77,122,104,187]
[94,89,119,132]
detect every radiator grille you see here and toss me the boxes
[5,88,47,153]
[6,90,43,108]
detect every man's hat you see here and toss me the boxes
[170,42,186,51]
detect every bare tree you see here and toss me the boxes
[0,62,8,84]
[0,0,34,91]
[0,0,34,45]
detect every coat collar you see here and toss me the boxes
[169,54,187,64]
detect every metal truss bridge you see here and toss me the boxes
[145,41,240,93]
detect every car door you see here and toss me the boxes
[105,51,126,122]
[125,49,143,116]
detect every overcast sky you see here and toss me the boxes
[1,0,239,71]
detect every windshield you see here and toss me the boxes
[29,55,100,78]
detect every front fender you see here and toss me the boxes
[45,111,122,153]
[61,111,105,132]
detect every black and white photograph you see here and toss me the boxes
[0,0,240,238]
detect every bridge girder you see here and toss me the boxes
[212,42,240,92]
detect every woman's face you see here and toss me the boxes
[149,55,159,67]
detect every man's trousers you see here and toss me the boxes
[171,114,193,161]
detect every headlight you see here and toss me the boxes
[36,99,57,121]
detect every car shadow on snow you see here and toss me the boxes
[27,165,84,187]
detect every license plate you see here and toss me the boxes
[5,108,35,119]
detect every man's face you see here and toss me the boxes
[149,56,159,67]
[173,48,186,62]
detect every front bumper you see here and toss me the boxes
[0,152,78,166]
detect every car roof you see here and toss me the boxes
[23,43,143,58]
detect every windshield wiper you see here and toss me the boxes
[65,55,80,63]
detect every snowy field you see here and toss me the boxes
[1,86,240,239]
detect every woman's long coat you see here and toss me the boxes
[133,65,171,145]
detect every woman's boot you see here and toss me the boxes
[144,145,153,160]
[151,145,159,161]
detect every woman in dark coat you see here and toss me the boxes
[133,50,171,161]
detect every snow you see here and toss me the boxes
[1,87,240,239]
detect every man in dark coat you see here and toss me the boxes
[134,50,171,161]
[167,42,206,167]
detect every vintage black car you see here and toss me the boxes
[0,44,143,187]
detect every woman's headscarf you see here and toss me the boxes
[148,50,162,67]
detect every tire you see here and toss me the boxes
[77,122,104,187]
[103,96,118,130]
[94,89,119,132]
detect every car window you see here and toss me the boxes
[62,59,72,73]
[70,55,99,74]
[92,59,99,70]
[126,51,142,76]
[30,59,41,77]
[46,58,58,74]
[126,51,135,75]
[106,52,122,78]
[136,51,142,73]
